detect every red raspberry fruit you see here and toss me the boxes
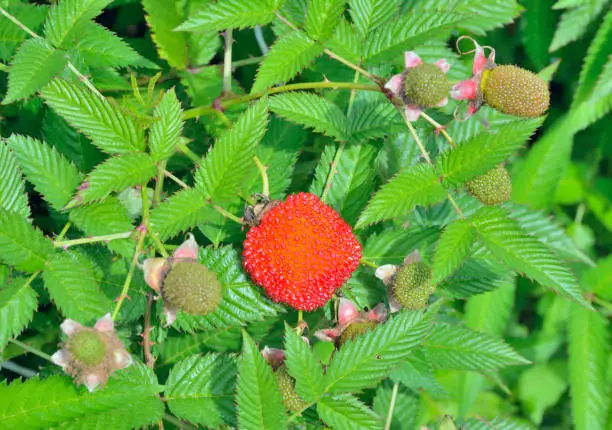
[243,192,361,311]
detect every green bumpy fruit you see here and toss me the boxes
[68,330,107,366]
[275,365,308,412]
[482,65,549,117]
[468,165,512,206]
[393,262,433,310]
[403,63,450,108]
[338,321,377,346]
[163,261,222,315]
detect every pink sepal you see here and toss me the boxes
[314,328,342,342]
[384,74,404,96]
[173,233,198,260]
[404,51,423,68]
[405,105,422,122]
[262,347,286,365]
[451,80,477,101]
[142,258,168,292]
[434,59,450,73]
[60,319,83,337]
[94,313,114,332]
[436,97,448,107]
[337,298,360,327]
[367,303,388,323]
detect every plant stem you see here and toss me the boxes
[182,81,380,120]
[112,230,147,320]
[254,25,269,55]
[233,55,264,68]
[223,29,233,94]
[360,258,379,269]
[321,142,345,202]
[176,141,200,163]
[54,231,134,248]
[384,382,400,430]
[420,112,455,147]
[9,339,53,362]
[164,170,190,189]
[162,414,197,430]
[56,221,72,240]
[143,292,155,368]
[0,7,37,37]
[253,156,269,196]
[0,360,37,378]
[153,161,166,207]
[148,229,170,258]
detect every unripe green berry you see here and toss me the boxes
[338,321,377,345]
[163,261,222,315]
[275,365,308,412]
[393,262,433,310]
[403,63,450,108]
[468,165,512,206]
[68,330,107,366]
[482,65,549,117]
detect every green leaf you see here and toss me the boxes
[158,326,242,366]
[0,278,37,351]
[0,364,163,428]
[349,0,401,38]
[69,197,135,258]
[325,18,361,63]
[3,38,67,104]
[195,99,269,203]
[75,22,157,69]
[438,117,544,187]
[310,142,379,225]
[439,257,513,299]
[43,251,111,322]
[0,209,53,272]
[142,0,188,69]
[522,0,555,69]
[172,246,282,332]
[457,0,523,35]
[390,350,446,397]
[0,140,30,217]
[41,79,145,154]
[549,0,607,52]
[373,380,420,430]
[471,206,591,308]
[573,10,612,106]
[356,163,447,228]
[305,0,345,41]
[363,12,465,63]
[177,0,280,32]
[326,309,433,394]
[517,363,568,424]
[284,322,325,402]
[346,92,404,143]
[423,323,529,370]
[43,0,112,48]
[165,353,237,428]
[458,280,515,416]
[269,92,347,141]
[6,134,82,210]
[0,3,48,62]
[462,416,536,430]
[252,32,324,93]
[149,88,183,162]
[568,304,609,430]
[317,394,381,430]
[74,153,156,205]
[237,332,287,430]
[149,188,208,241]
[432,219,476,285]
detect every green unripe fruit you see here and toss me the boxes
[393,262,433,310]
[339,321,377,345]
[68,330,107,366]
[163,261,222,315]
[482,65,549,117]
[403,63,450,108]
[275,365,308,412]
[468,165,512,206]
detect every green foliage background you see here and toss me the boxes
[0,0,610,429]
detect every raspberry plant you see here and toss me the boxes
[0,1,610,429]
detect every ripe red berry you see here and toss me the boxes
[242,192,361,311]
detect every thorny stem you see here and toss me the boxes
[153,161,166,207]
[9,339,53,362]
[420,112,456,147]
[53,231,134,248]
[164,170,244,225]
[182,82,380,119]
[223,29,234,94]
[143,292,155,368]
[384,382,400,430]
[253,156,270,196]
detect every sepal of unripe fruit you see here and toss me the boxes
[52,313,132,392]
[468,165,512,206]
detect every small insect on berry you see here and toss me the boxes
[242,193,362,311]
[468,165,512,206]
